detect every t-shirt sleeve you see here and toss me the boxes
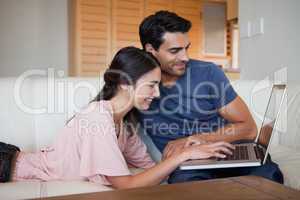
[209,64,237,109]
[78,106,130,185]
[123,131,156,169]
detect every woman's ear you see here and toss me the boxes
[120,84,135,97]
[120,84,129,91]
[120,84,134,91]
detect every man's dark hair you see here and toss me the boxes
[139,10,191,50]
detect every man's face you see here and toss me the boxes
[147,32,190,78]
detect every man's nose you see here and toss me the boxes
[179,50,189,62]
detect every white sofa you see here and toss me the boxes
[0,77,300,199]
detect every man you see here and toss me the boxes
[138,11,283,184]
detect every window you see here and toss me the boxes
[202,3,226,57]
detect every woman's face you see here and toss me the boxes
[132,67,161,110]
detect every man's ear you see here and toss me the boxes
[145,43,157,55]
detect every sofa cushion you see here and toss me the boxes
[0,78,36,151]
[0,180,112,199]
[0,168,143,199]
[270,145,300,190]
[41,181,112,198]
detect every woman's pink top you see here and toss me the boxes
[12,101,155,185]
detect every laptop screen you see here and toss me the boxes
[256,84,286,148]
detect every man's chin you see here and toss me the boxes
[163,66,186,77]
[174,68,186,76]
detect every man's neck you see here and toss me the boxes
[161,73,180,88]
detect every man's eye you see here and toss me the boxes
[169,49,179,54]
[149,84,155,88]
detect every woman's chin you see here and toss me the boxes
[136,103,150,111]
[141,105,150,111]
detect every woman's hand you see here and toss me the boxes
[184,135,207,147]
[180,141,235,161]
[163,136,207,160]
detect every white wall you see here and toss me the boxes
[0,0,68,77]
[239,0,300,149]
[239,0,299,82]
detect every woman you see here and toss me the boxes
[0,47,233,189]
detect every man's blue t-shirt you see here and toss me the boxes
[139,59,237,152]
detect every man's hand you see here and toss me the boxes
[162,136,206,160]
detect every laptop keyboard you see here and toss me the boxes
[254,145,265,159]
[218,145,249,161]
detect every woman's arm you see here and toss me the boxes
[106,142,234,189]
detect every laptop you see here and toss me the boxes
[180,84,286,170]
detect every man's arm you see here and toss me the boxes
[191,96,257,142]
[163,96,257,159]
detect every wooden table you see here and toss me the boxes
[44,176,300,200]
